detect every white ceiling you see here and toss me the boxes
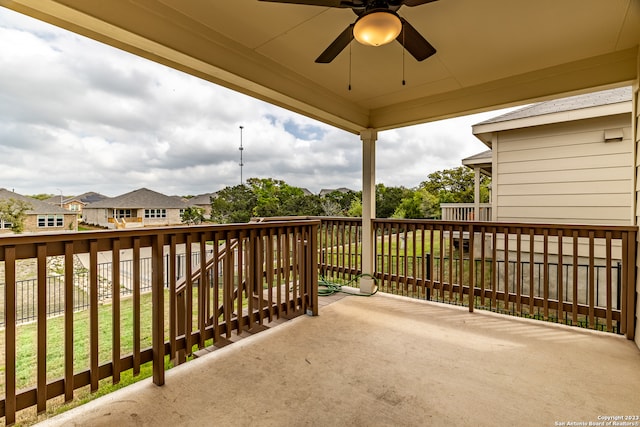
[2,0,638,134]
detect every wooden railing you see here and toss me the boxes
[317,218,637,339]
[441,203,492,221]
[318,217,362,280]
[0,220,318,424]
[1,216,635,423]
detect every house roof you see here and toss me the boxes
[44,191,108,206]
[462,149,492,164]
[5,1,637,134]
[319,187,354,196]
[461,150,492,177]
[0,188,69,215]
[85,188,189,209]
[476,86,632,125]
[472,86,633,146]
[68,191,108,205]
[44,195,65,205]
[189,193,218,206]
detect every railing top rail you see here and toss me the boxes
[439,203,492,207]
[244,215,638,237]
[254,216,361,223]
[371,218,638,233]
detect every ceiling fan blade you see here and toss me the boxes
[315,24,354,63]
[401,0,438,6]
[396,18,436,61]
[258,0,350,7]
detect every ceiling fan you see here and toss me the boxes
[259,0,438,63]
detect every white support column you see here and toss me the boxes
[360,128,377,294]
[474,166,481,221]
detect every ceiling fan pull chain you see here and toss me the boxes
[402,22,406,86]
[348,41,352,91]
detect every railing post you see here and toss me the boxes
[89,240,99,392]
[64,241,75,402]
[37,244,47,413]
[4,246,16,425]
[152,233,165,386]
[304,223,319,316]
[468,223,475,312]
[425,252,431,300]
[246,229,261,329]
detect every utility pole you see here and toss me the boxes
[239,125,244,185]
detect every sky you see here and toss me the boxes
[0,7,517,198]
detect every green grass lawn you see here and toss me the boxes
[0,291,156,394]
[0,280,257,426]
[0,288,218,425]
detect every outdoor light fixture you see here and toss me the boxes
[353,10,402,47]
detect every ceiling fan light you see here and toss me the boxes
[353,10,402,47]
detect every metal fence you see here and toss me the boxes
[0,250,213,327]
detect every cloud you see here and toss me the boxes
[0,7,516,198]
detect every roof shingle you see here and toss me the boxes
[475,87,632,126]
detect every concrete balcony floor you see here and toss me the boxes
[39,293,640,427]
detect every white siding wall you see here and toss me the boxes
[495,114,633,225]
[83,208,112,228]
[143,209,183,226]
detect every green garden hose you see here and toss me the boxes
[318,273,378,297]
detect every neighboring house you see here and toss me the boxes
[45,191,108,215]
[68,192,108,215]
[0,188,78,234]
[83,188,190,229]
[189,192,218,218]
[460,87,632,265]
[466,87,633,226]
[319,187,353,196]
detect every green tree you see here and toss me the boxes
[210,179,325,223]
[29,194,55,201]
[420,166,490,203]
[0,198,32,233]
[181,206,205,225]
[419,167,490,218]
[376,184,410,218]
[320,198,342,216]
[247,178,294,217]
[347,198,362,217]
[320,190,359,216]
[210,185,257,223]
[392,188,439,219]
[247,178,323,217]
[282,193,324,216]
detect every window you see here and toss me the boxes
[37,215,64,228]
[1,220,12,229]
[115,209,132,218]
[145,209,166,218]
